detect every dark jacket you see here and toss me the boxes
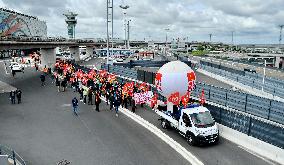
[40,75,45,82]
[114,97,121,107]
[72,98,78,107]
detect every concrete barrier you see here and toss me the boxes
[218,124,284,164]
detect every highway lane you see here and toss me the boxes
[127,105,278,165]
[80,58,278,165]
[0,68,189,165]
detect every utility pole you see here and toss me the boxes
[111,0,114,57]
[279,25,284,49]
[106,0,113,64]
[127,20,131,49]
[231,31,234,45]
[165,28,170,54]
[231,31,234,51]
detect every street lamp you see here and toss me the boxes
[262,59,266,92]
[127,20,131,49]
[119,4,129,49]
[165,28,170,55]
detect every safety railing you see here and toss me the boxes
[0,144,26,165]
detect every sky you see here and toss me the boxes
[1,0,284,44]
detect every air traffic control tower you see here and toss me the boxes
[63,11,78,39]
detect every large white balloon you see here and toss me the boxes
[155,61,196,98]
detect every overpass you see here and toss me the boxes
[0,39,148,67]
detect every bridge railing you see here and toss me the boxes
[0,144,26,165]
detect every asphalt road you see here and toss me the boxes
[81,58,276,165]
[0,67,189,165]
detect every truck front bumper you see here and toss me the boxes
[196,133,219,144]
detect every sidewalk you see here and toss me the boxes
[0,80,16,93]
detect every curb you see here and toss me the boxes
[101,97,204,165]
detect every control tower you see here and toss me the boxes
[63,11,78,39]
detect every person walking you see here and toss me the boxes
[83,86,88,104]
[131,97,136,113]
[109,92,114,111]
[16,89,22,104]
[10,90,16,104]
[95,93,101,112]
[105,90,110,105]
[12,70,16,77]
[123,94,128,109]
[61,79,67,92]
[114,95,121,117]
[72,97,79,116]
[78,87,83,101]
[40,74,45,86]
[88,87,93,105]
[55,77,60,92]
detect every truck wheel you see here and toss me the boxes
[161,120,168,129]
[214,136,219,144]
[186,133,196,146]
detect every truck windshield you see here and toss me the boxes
[190,111,215,128]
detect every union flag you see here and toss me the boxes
[168,92,180,105]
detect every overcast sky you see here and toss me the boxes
[1,0,284,44]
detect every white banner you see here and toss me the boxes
[134,91,153,104]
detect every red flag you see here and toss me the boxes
[155,73,162,91]
[187,71,196,81]
[199,89,206,105]
[181,92,190,107]
[150,93,158,108]
[168,92,180,105]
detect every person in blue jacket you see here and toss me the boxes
[72,97,79,116]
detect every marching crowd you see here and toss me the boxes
[52,60,151,117]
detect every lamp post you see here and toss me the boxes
[165,28,170,55]
[127,19,131,49]
[262,59,266,92]
[119,4,129,49]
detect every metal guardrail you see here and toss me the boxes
[0,144,26,165]
[101,64,284,125]
[201,65,284,99]
[98,64,284,149]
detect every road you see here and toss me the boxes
[0,66,189,165]
[79,58,277,165]
[0,58,277,165]
[189,55,284,80]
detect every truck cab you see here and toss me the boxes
[156,103,219,146]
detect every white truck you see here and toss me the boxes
[156,103,219,145]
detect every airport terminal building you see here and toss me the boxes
[0,8,47,37]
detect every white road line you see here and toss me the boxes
[100,97,204,165]
[0,61,10,75]
[237,145,277,165]
[77,115,92,133]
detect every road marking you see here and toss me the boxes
[100,97,204,165]
[237,145,277,165]
[77,115,92,133]
[0,61,10,75]
[61,104,71,107]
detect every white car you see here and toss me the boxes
[10,62,24,72]
[113,58,124,63]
